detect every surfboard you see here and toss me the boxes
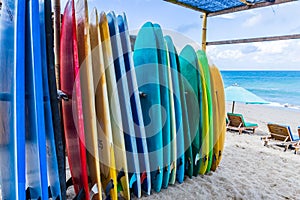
[209,64,226,171]
[38,0,61,198]
[99,11,119,200]
[153,24,171,189]
[89,8,123,200]
[164,36,184,184]
[178,45,201,178]
[133,22,163,193]
[25,0,49,198]
[0,0,25,199]
[107,11,137,199]
[60,0,89,198]
[44,0,66,198]
[196,50,212,174]
[117,13,151,196]
[75,0,102,198]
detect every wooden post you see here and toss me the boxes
[53,0,61,89]
[202,13,207,52]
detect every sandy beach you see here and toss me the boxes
[67,103,300,199]
[138,103,300,200]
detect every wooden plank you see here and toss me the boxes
[202,13,208,51]
[206,34,300,46]
[207,0,297,17]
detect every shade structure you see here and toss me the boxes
[225,85,269,113]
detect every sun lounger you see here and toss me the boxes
[226,113,258,134]
[294,127,300,154]
[262,123,300,151]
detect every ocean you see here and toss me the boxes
[220,71,300,109]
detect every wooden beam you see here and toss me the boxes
[208,0,297,17]
[206,34,300,45]
[163,0,208,13]
[202,13,208,51]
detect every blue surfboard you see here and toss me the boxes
[44,0,66,197]
[39,0,61,199]
[0,0,25,199]
[107,11,141,198]
[153,24,171,189]
[117,13,151,196]
[25,0,49,198]
[133,22,163,193]
[164,36,185,184]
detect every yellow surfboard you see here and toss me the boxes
[209,64,226,171]
[89,7,121,200]
[75,0,102,198]
[99,11,130,200]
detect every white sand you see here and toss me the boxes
[67,103,300,199]
[139,103,300,200]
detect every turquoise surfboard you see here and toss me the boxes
[117,13,151,196]
[107,11,140,198]
[0,0,25,199]
[164,36,185,184]
[153,24,171,189]
[179,45,202,177]
[179,45,201,178]
[133,22,163,193]
[25,0,49,198]
[39,0,61,198]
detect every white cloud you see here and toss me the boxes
[243,14,262,27]
[206,39,300,70]
[216,13,237,19]
[254,40,289,54]
[216,49,243,60]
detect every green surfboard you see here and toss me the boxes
[197,50,213,173]
[179,45,201,177]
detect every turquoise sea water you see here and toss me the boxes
[221,71,300,109]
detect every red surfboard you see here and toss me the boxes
[60,0,89,198]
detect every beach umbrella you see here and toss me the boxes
[225,85,269,113]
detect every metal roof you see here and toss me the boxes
[164,0,297,16]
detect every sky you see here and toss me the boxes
[60,0,300,70]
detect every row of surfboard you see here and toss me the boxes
[0,0,225,199]
[59,0,226,199]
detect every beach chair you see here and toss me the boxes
[262,123,300,151]
[294,127,300,154]
[226,113,258,134]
